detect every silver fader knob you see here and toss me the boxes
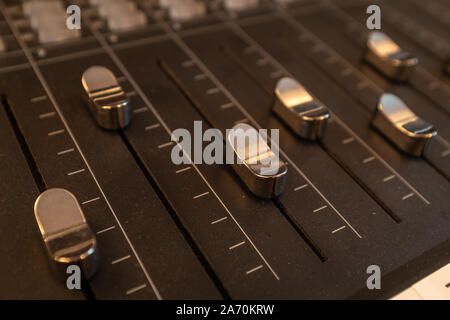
[273,77,329,140]
[97,0,137,18]
[107,11,148,32]
[227,123,287,198]
[372,93,437,157]
[23,0,64,17]
[82,66,130,130]
[34,189,99,279]
[224,0,260,12]
[168,1,206,22]
[364,31,418,82]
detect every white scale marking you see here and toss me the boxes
[270,70,285,78]
[145,123,161,131]
[325,0,450,98]
[342,137,355,144]
[126,284,147,295]
[30,95,47,103]
[82,197,100,205]
[57,148,74,156]
[220,102,234,109]
[442,150,450,157]
[211,216,228,225]
[39,111,55,119]
[246,265,263,275]
[184,15,363,239]
[332,226,346,234]
[383,175,395,182]
[176,167,191,174]
[268,6,432,207]
[402,193,414,200]
[229,241,246,250]
[0,6,162,300]
[88,18,281,282]
[96,225,116,235]
[67,169,85,176]
[157,141,174,149]
[294,184,308,191]
[133,107,148,114]
[194,73,207,81]
[193,191,209,199]
[206,87,220,95]
[111,255,131,265]
[182,60,195,67]
[48,129,65,136]
[313,205,327,213]
[127,91,137,97]
[363,156,375,164]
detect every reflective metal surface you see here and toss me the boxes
[273,77,330,140]
[364,31,418,81]
[227,123,287,198]
[34,189,99,279]
[82,66,130,130]
[372,93,437,157]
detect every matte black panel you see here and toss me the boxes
[0,0,448,300]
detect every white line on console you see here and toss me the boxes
[39,111,55,119]
[85,17,281,281]
[362,156,375,164]
[313,205,327,213]
[176,167,191,174]
[112,255,131,265]
[294,184,308,191]
[246,265,263,275]
[126,284,147,295]
[0,3,163,300]
[211,217,228,225]
[157,141,174,149]
[82,197,101,205]
[193,192,209,199]
[30,95,47,103]
[402,193,414,201]
[57,148,74,156]
[96,225,116,235]
[332,226,346,234]
[269,4,431,205]
[67,169,85,176]
[145,123,160,131]
[229,241,246,250]
[48,129,65,136]
[199,12,363,238]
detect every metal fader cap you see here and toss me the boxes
[227,123,287,198]
[82,66,130,130]
[34,188,99,279]
[372,93,437,157]
[273,77,330,140]
[364,31,418,82]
